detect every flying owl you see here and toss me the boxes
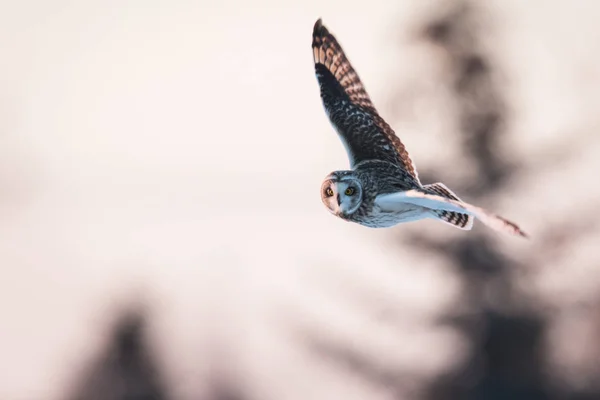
[312,19,527,237]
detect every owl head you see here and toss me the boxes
[321,171,363,217]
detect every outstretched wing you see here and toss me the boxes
[312,18,419,183]
[375,190,528,238]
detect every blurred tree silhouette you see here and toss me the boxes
[397,2,600,400]
[406,2,547,399]
[65,311,169,400]
[63,309,249,400]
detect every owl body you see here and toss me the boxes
[312,19,527,237]
[322,161,427,228]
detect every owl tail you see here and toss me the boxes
[424,183,474,231]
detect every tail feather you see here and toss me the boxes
[424,183,474,231]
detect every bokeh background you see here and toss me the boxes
[2,1,600,399]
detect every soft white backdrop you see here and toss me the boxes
[1,1,599,399]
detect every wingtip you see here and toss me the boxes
[313,18,326,37]
[508,222,529,239]
[507,219,529,239]
[518,229,530,239]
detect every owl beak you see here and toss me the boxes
[336,193,341,206]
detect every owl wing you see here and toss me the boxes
[375,190,528,237]
[312,19,420,183]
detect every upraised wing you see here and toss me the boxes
[312,18,420,183]
[375,190,528,237]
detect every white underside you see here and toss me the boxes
[366,202,431,228]
[373,190,524,236]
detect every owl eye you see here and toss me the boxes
[325,187,334,197]
[345,187,355,196]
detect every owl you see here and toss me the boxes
[312,19,527,237]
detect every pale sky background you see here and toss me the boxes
[1,1,600,399]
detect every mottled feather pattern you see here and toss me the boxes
[423,183,473,230]
[312,19,376,112]
[312,19,419,182]
[436,210,471,230]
